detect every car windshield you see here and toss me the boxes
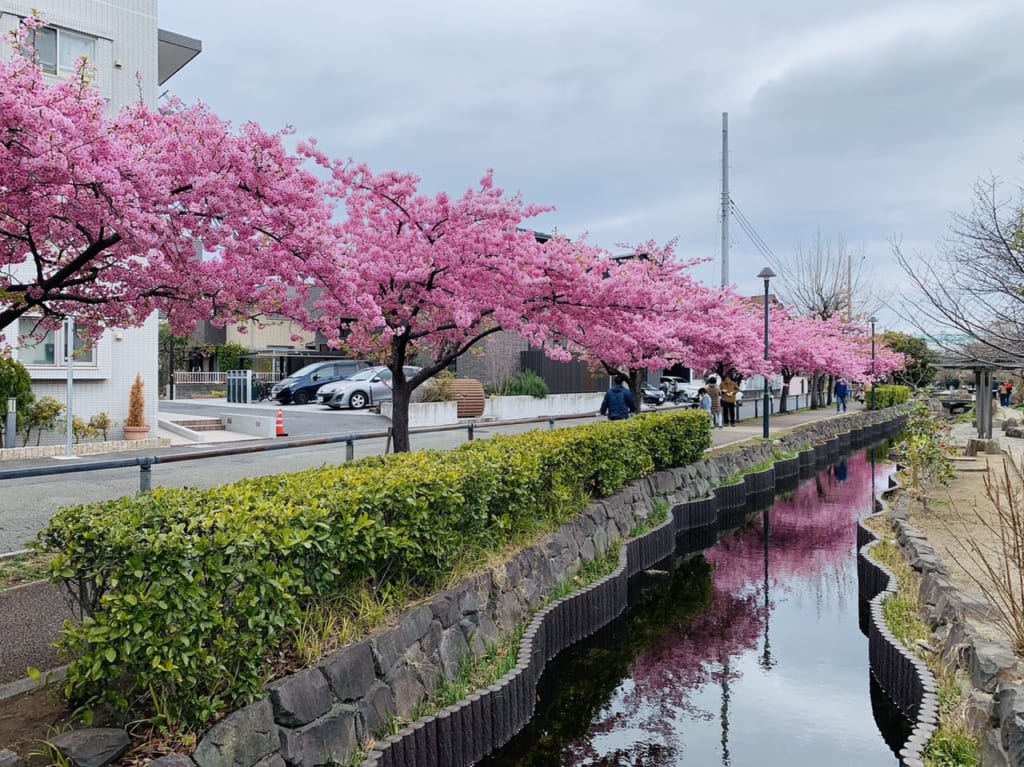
[289,363,327,379]
[347,368,382,382]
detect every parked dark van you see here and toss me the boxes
[270,360,371,405]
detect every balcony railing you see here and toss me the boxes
[171,371,279,384]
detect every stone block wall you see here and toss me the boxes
[143,409,905,767]
[862,486,1024,767]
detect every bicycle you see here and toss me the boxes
[251,379,271,402]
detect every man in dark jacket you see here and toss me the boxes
[600,374,638,421]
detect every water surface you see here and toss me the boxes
[481,450,907,766]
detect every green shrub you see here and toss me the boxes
[215,342,249,373]
[38,409,710,729]
[502,370,550,398]
[20,396,65,447]
[869,384,911,409]
[419,371,456,402]
[88,413,114,441]
[0,351,34,441]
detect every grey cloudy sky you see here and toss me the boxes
[160,1,1024,326]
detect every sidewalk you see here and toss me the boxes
[0,404,856,692]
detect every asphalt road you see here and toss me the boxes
[161,398,389,437]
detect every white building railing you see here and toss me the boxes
[172,371,279,384]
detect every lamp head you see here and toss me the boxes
[868,316,877,324]
[757,267,776,281]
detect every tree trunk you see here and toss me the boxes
[778,373,793,414]
[628,369,643,411]
[810,373,821,409]
[390,384,413,453]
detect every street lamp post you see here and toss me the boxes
[869,316,877,410]
[758,267,776,440]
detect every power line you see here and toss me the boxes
[730,200,778,265]
[730,201,775,262]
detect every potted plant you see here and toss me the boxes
[123,373,149,440]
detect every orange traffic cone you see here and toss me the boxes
[275,408,288,437]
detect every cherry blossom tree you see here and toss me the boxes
[540,241,732,397]
[768,312,904,410]
[0,17,336,338]
[288,156,600,452]
[681,293,772,381]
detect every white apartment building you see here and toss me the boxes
[0,0,200,443]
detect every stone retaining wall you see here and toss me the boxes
[858,479,938,767]
[140,409,904,767]
[866,488,1024,766]
[0,437,170,461]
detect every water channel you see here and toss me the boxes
[481,446,910,766]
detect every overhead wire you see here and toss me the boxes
[729,200,778,265]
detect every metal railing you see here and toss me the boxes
[171,371,279,384]
[0,412,602,493]
[0,396,828,494]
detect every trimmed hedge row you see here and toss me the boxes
[870,385,911,409]
[38,410,710,728]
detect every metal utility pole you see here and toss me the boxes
[65,316,74,457]
[721,112,729,289]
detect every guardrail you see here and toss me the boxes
[0,413,600,493]
[0,396,823,494]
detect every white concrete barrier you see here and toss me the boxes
[222,412,277,438]
[483,393,604,420]
[379,401,459,427]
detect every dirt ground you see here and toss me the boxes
[0,685,72,760]
[905,451,1022,647]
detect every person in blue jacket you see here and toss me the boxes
[600,374,638,421]
[834,377,849,412]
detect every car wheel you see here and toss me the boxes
[293,391,310,405]
[349,391,368,409]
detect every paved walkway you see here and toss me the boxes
[0,403,857,694]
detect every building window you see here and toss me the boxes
[17,318,96,366]
[30,27,96,76]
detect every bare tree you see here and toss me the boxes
[768,230,881,322]
[895,176,1024,361]
[767,230,884,407]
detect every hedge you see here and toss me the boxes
[869,384,911,409]
[38,409,710,728]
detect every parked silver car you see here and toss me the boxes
[317,365,421,409]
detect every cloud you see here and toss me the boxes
[158,1,1024,329]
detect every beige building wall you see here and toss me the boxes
[225,320,316,351]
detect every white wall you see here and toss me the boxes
[0,0,159,110]
[3,315,159,443]
[0,2,167,442]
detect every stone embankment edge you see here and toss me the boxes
[861,468,1024,767]
[857,469,938,767]
[121,409,904,767]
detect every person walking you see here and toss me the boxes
[720,375,740,426]
[600,374,638,421]
[834,377,849,412]
[706,376,723,428]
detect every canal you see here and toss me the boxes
[480,447,909,766]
